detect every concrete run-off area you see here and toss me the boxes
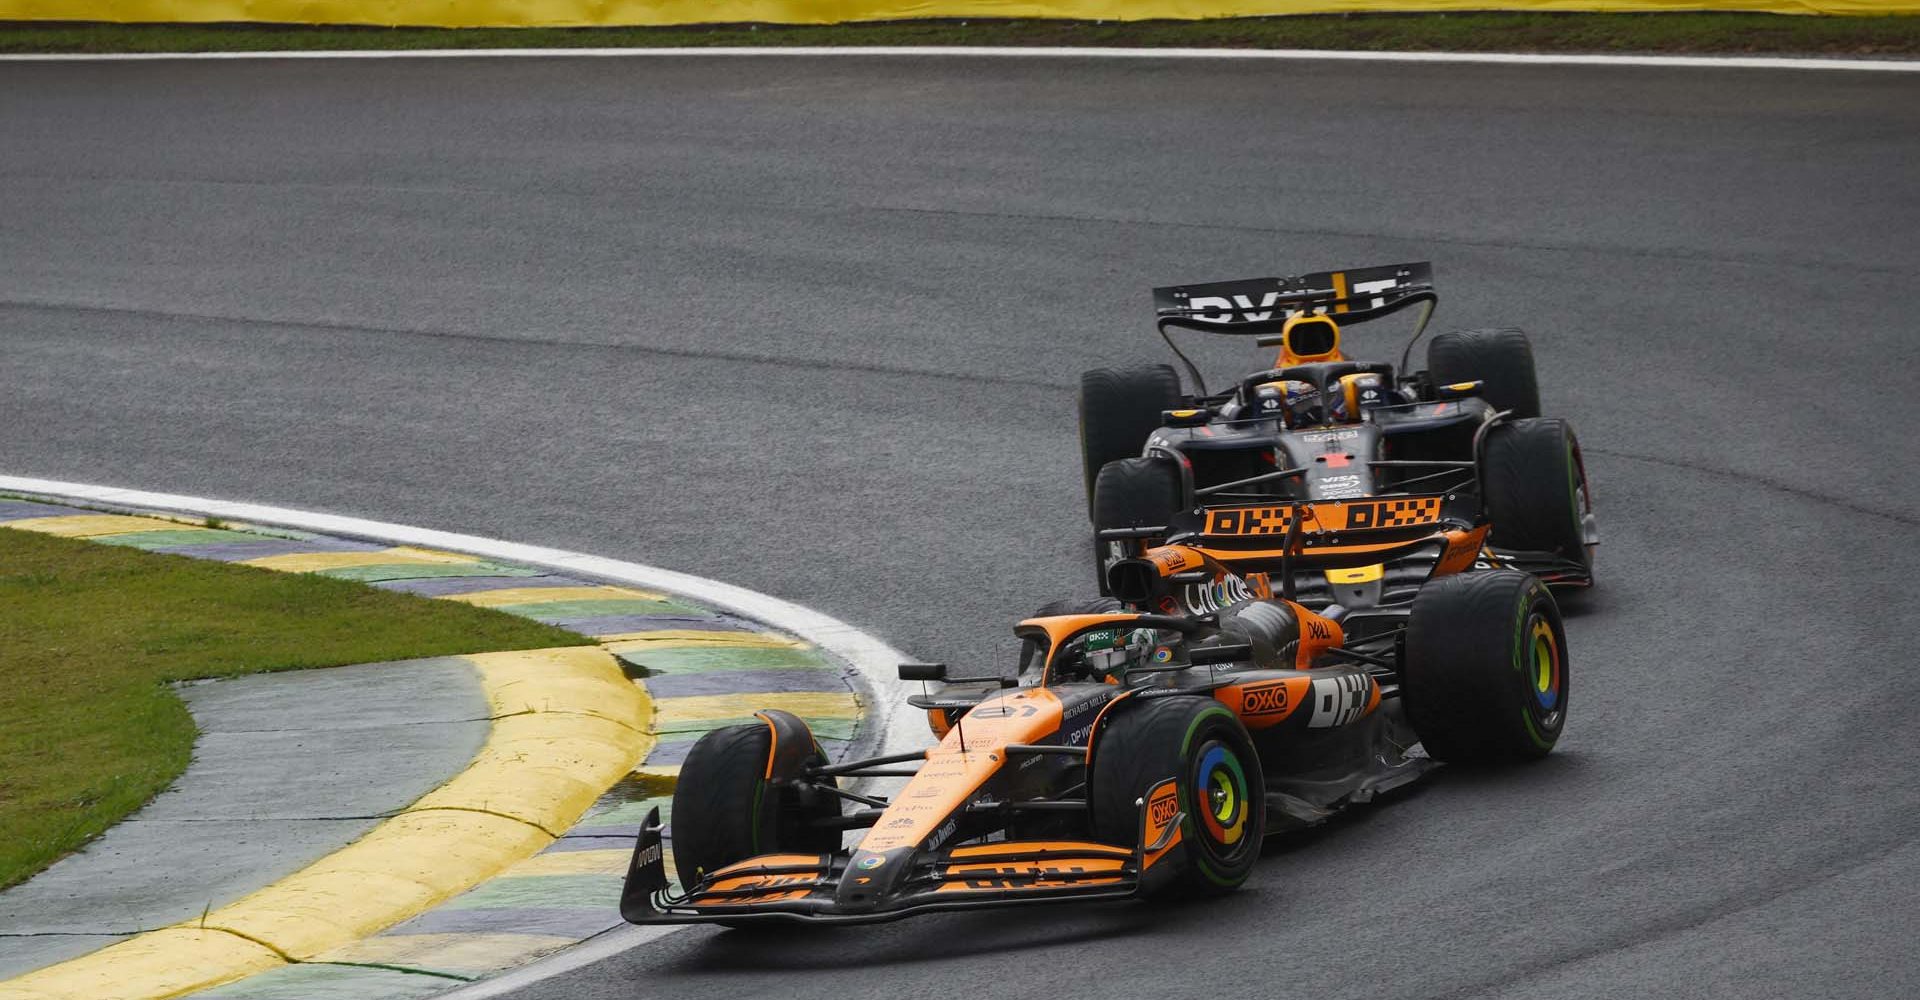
[0,658,489,978]
[0,497,871,1000]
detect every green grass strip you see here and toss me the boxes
[0,528,589,890]
[4,14,1920,56]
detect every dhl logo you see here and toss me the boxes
[1204,497,1442,536]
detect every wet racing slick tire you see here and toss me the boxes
[1402,570,1569,764]
[1091,455,1185,592]
[1428,327,1541,418]
[1090,697,1265,897]
[669,717,841,895]
[1079,364,1182,519]
[1093,455,1183,534]
[1481,417,1595,580]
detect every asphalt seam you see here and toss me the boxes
[1583,445,1920,529]
[0,298,1070,391]
[873,204,1919,278]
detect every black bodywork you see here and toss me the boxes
[1109,261,1595,605]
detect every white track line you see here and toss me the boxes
[2,45,1916,71]
[0,473,928,994]
[0,474,925,779]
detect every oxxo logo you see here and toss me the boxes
[1148,792,1181,827]
[1241,681,1288,716]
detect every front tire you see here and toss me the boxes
[1079,365,1181,520]
[670,719,840,892]
[1092,455,1183,534]
[1091,455,1185,592]
[1429,328,1541,418]
[1481,417,1594,579]
[1402,571,1569,763]
[1090,697,1265,896]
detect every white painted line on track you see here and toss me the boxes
[435,923,680,999]
[0,474,927,776]
[3,45,1917,71]
[0,473,930,993]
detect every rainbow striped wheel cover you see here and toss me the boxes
[1529,615,1562,711]
[1196,743,1249,846]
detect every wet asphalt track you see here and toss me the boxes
[3,54,1919,1000]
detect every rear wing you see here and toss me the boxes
[1150,262,1439,394]
[1153,261,1434,334]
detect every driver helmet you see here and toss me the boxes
[1073,627,1181,681]
[1329,372,1391,423]
[1257,380,1323,429]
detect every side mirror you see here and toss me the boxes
[1436,380,1484,400]
[1161,408,1210,428]
[898,662,948,682]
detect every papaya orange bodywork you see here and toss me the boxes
[856,688,1065,854]
[1434,525,1490,577]
[1287,600,1345,669]
[935,843,1131,894]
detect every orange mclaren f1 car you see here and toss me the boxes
[619,555,1569,924]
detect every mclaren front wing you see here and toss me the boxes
[620,779,1185,925]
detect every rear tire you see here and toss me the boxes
[1429,328,1541,418]
[1079,365,1182,519]
[1402,571,1569,763]
[670,721,840,893]
[1090,697,1265,897]
[1481,417,1593,578]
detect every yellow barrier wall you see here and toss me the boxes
[1,0,1915,29]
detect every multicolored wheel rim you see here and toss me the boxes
[1194,742,1250,848]
[1527,612,1563,717]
